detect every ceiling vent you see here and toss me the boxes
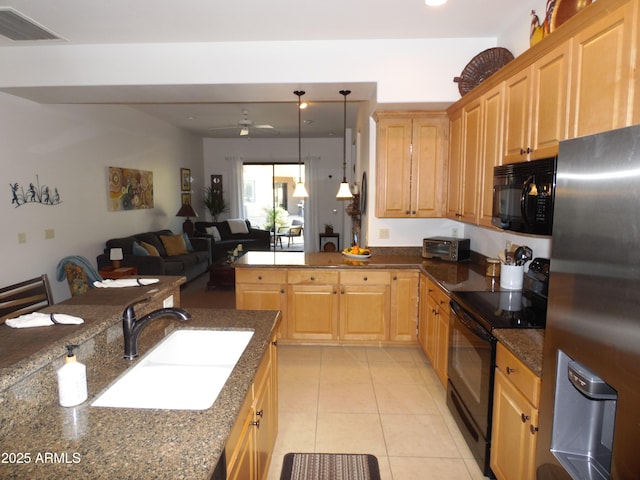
[0,8,60,41]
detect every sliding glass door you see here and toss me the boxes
[242,163,305,250]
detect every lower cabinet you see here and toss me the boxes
[226,333,278,480]
[238,267,418,345]
[418,274,450,387]
[491,342,540,480]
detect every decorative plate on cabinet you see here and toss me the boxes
[550,0,593,32]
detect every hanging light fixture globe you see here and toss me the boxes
[336,89,353,200]
[292,90,309,198]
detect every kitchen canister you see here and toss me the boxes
[500,264,524,290]
[486,258,501,277]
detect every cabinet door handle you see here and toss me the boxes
[363,277,368,281]
[251,419,261,428]
[393,276,397,280]
[341,289,345,294]
[506,366,516,375]
[256,409,264,417]
[521,413,530,423]
[280,289,285,294]
[333,290,337,294]
[258,275,263,280]
[310,276,315,281]
[520,148,525,155]
[272,340,278,347]
[530,425,539,435]
[411,210,416,215]
[405,210,410,215]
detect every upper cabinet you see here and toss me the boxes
[503,43,571,163]
[375,111,449,218]
[447,83,504,226]
[446,0,640,229]
[568,0,636,138]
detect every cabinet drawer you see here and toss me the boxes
[236,268,287,284]
[340,270,390,285]
[427,282,450,312]
[288,269,339,285]
[496,343,540,407]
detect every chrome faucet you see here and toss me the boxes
[122,298,191,359]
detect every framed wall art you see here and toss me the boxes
[181,168,191,191]
[181,193,192,205]
[108,166,154,211]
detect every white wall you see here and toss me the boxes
[0,93,204,302]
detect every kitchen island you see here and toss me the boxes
[0,276,280,480]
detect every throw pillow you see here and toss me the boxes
[182,233,194,252]
[206,226,222,242]
[227,218,249,234]
[140,240,160,256]
[132,241,150,256]
[160,234,188,256]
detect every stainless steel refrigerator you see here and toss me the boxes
[536,125,640,479]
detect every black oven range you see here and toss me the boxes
[446,259,548,477]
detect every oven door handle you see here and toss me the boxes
[450,301,496,343]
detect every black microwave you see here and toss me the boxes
[492,157,557,236]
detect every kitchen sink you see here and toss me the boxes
[91,329,254,410]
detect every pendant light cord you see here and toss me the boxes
[340,89,351,183]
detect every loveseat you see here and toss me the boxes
[194,219,270,262]
[96,229,211,282]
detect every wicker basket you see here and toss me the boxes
[453,47,514,96]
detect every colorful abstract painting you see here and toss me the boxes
[108,167,154,211]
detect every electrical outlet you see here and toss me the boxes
[18,232,26,244]
[379,228,390,239]
[45,228,55,239]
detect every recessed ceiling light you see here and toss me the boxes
[425,0,447,6]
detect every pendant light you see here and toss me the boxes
[292,90,309,198]
[336,89,354,199]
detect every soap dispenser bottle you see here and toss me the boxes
[57,345,88,407]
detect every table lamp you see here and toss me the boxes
[176,203,198,235]
[110,248,123,269]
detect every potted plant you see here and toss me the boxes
[204,186,228,222]
[324,223,334,234]
[263,206,289,231]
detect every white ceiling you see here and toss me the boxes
[0,0,524,138]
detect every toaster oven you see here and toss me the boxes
[422,237,470,262]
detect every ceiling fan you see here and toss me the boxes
[208,109,278,137]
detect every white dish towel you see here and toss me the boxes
[93,278,159,288]
[5,312,84,329]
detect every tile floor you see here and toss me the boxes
[266,344,486,480]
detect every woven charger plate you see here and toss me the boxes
[454,47,514,96]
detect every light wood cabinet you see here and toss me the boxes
[389,270,419,342]
[478,84,504,227]
[491,343,540,480]
[375,111,448,218]
[446,110,463,220]
[447,83,503,227]
[418,275,450,387]
[239,267,419,345]
[226,333,278,480]
[287,270,339,341]
[236,269,287,339]
[339,270,390,342]
[503,43,571,163]
[568,0,635,138]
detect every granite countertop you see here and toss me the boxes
[235,250,544,376]
[0,276,185,390]
[0,308,280,480]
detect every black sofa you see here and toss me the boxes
[194,220,270,262]
[96,229,211,282]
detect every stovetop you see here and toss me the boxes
[450,289,547,331]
